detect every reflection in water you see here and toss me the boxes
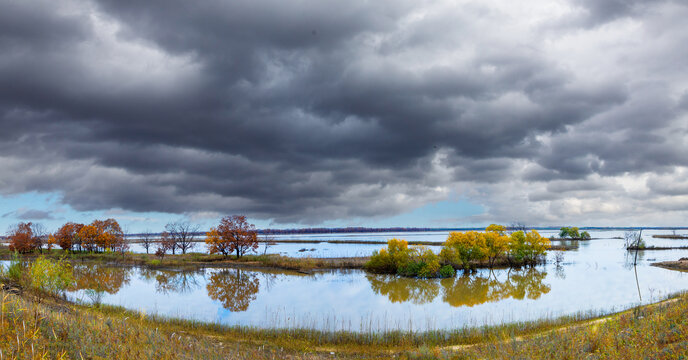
[368,268,551,307]
[140,268,204,294]
[206,269,260,312]
[367,275,439,304]
[71,264,132,294]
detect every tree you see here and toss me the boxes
[559,226,581,239]
[92,219,124,252]
[7,222,47,253]
[440,231,486,270]
[78,225,100,252]
[8,222,36,253]
[483,230,510,268]
[509,230,550,266]
[54,222,85,251]
[205,215,258,258]
[140,230,155,254]
[164,221,200,255]
[486,224,506,236]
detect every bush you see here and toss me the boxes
[365,240,449,278]
[580,231,591,240]
[397,247,442,278]
[5,251,24,283]
[149,259,162,267]
[29,256,74,296]
[438,265,455,278]
[364,238,411,274]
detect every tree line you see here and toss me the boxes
[5,216,260,259]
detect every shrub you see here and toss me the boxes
[398,247,441,278]
[366,240,449,278]
[438,265,455,278]
[149,259,162,266]
[30,256,74,296]
[580,231,591,240]
[3,251,25,283]
[365,238,411,274]
[559,226,581,239]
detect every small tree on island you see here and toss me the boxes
[205,215,258,258]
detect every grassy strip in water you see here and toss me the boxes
[0,246,367,272]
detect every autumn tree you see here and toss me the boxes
[509,230,550,266]
[205,215,258,258]
[53,222,85,251]
[440,231,486,270]
[483,228,510,268]
[78,225,99,252]
[76,219,126,253]
[92,219,125,252]
[164,221,200,255]
[8,222,38,253]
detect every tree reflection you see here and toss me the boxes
[206,269,260,312]
[366,274,439,305]
[441,268,550,307]
[366,268,550,307]
[70,264,131,294]
[152,269,203,294]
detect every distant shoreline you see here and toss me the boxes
[123,226,688,238]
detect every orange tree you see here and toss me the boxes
[8,222,37,253]
[53,222,85,251]
[205,215,258,258]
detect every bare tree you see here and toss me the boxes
[508,221,528,234]
[262,234,276,256]
[140,230,155,254]
[165,221,200,255]
[31,223,47,253]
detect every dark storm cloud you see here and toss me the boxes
[1,0,687,225]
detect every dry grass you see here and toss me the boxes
[407,295,688,359]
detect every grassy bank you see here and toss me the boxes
[0,246,367,273]
[409,294,688,359]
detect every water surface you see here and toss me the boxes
[56,232,688,332]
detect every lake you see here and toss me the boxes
[46,229,688,332]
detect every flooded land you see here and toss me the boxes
[20,229,685,333]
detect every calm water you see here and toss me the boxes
[42,229,688,332]
[124,228,688,258]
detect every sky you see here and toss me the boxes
[1,0,687,233]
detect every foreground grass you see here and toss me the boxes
[408,295,688,359]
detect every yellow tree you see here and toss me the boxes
[440,231,486,270]
[485,224,506,236]
[483,230,510,268]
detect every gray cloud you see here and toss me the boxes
[2,209,55,220]
[1,0,687,226]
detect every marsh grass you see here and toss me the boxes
[408,294,688,359]
[0,247,367,272]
